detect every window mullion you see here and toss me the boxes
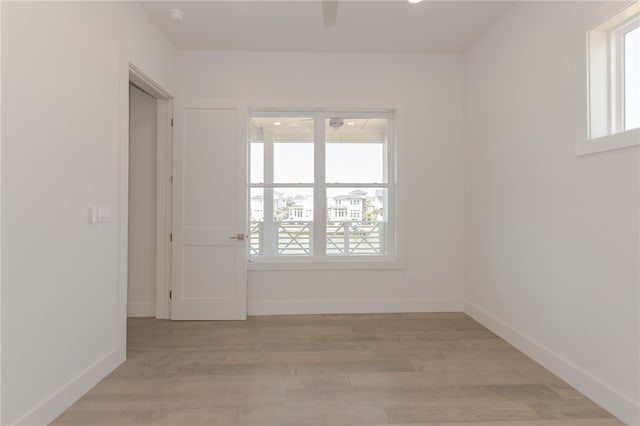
[386,115,395,257]
[313,115,326,257]
[263,128,276,256]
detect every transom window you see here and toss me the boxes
[249,112,394,260]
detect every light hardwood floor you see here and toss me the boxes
[52,313,623,426]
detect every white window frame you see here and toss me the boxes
[575,1,640,155]
[612,19,639,132]
[248,110,397,269]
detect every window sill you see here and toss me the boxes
[247,257,403,271]
[575,128,640,156]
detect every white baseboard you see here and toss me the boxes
[464,300,640,426]
[13,347,124,426]
[127,302,155,317]
[249,298,463,316]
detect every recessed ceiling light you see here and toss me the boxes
[347,121,355,126]
[273,121,281,126]
[408,0,423,3]
[169,9,184,23]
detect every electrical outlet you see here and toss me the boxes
[407,271,415,284]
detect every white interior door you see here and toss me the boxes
[171,99,247,320]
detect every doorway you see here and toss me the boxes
[128,84,158,317]
[127,66,173,320]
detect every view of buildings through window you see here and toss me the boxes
[250,189,384,223]
[249,114,392,258]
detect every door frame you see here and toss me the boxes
[119,62,174,329]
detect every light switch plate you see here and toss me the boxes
[88,206,98,224]
[98,204,111,223]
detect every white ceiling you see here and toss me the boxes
[140,1,513,54]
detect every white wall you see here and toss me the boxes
[464,2,639,424]
[177,51,465,315]
[128,85,157,317]
[1,2,175,424]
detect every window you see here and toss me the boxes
[578,2,640,154]
[249,112,393,260]
[624,25,639,130]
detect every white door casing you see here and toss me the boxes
[171,99,247,320]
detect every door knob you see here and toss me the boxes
[229,234,246,241]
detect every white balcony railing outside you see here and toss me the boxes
[249,221,384,257]
[326,221,384,256]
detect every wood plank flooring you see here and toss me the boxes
[52,313,623,426]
